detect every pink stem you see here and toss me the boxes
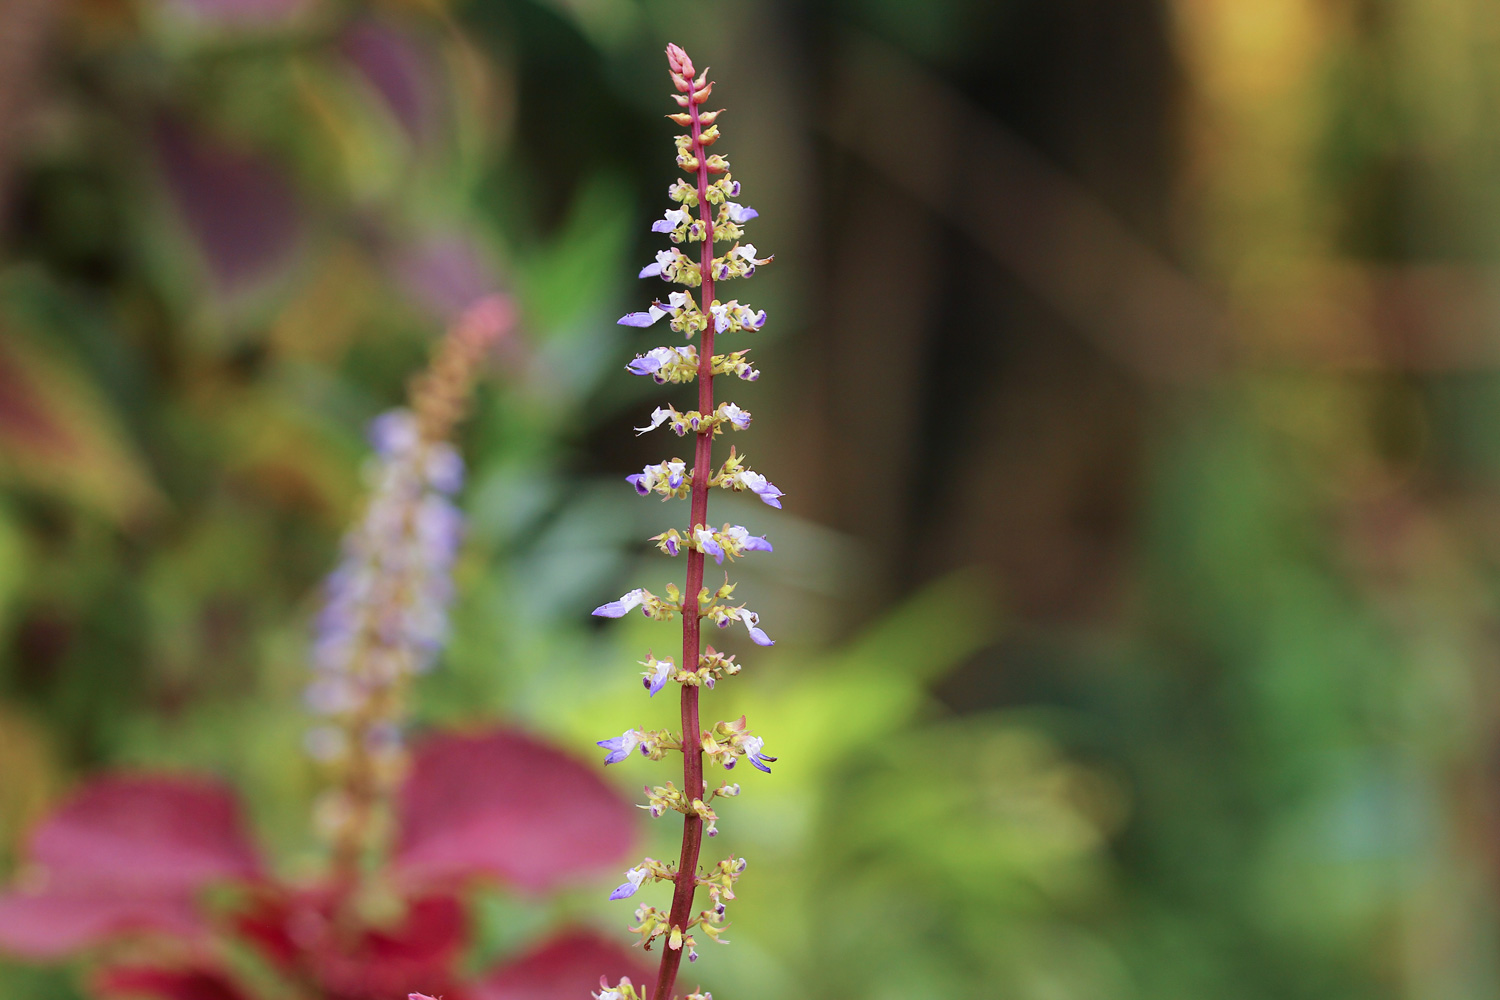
[653,84,717,1000]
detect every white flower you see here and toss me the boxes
[724,202,759,224]
[635,407,673,436]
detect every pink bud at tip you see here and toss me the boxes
[666,42,695,80]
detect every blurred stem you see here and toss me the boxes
[655,88,717,1000]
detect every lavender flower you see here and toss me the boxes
[642,656,674,696]
[597,729,646,765]
[740,735,774,773]
[610,865,649,900]
[729,468,783,508]
[593,588,647,618]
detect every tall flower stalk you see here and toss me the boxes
[591,44,778,1000]
[305,295,513,901]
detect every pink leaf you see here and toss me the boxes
[0,891,203,958]
[386,232,500,322]
[30,774,261,891]
[0,774,261,958]
[96,966,253,1000]
[393,729,635,893]
[473,930,655,1000]
[154,117,304,297]
[340,19,436,141]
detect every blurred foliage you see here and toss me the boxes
[4,0,1500,999]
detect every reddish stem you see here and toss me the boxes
[653,85,717,1000]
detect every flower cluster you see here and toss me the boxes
[303,295,513,875]
[624,448,783,507]
[589,44,779,1000]
[626,345,761,385]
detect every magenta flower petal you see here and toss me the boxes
[393,729,635,893]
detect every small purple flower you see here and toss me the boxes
[742,610,774,646]
[619,302,667,327]
[667,467,685,490]
[695,527,725,565]
[597,729,645,765]
[643,658,674,696]
[593,588,647,618]
[724,202,758,224]
[652,208,689,233]
[727,180,741,197]
[664,535,680,556]
[369,409,418,457]
[626,474,649,496]
[609,865,649,899]
[719,403,751,430]
[723,524,771,555]
[741,734,776,773]
[426,445,464,493]
[736,470,783,509]
[639,248,678,280]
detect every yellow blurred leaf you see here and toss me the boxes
[0,325,163,525]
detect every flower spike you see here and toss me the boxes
[308,296,512,879]
[591,45,778,1000]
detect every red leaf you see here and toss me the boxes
[0,774,261,958]
[30,774,261,891]
[96,966,253,1000]
[0,890,203,958]
[234,888,471,1000]
[473,930,655,1000]
[393,729,635,893]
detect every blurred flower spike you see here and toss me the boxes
[0,297,655,1000]
[306,294,513,882]
[592,44,778,1000]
